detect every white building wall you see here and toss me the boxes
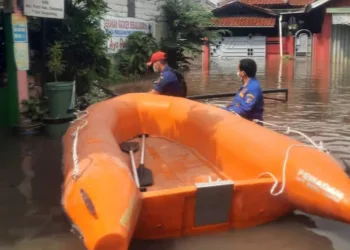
[135,0,162,21]
[105,0,166,40]
[105,0,129,18]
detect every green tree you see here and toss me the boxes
[115,32,159,76]
[159,0,227,70]
[44,0,112,95]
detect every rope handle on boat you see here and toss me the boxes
[252,119,330,196]
[205,101,329,196]
[203,103,329,195]
[254,120,329,153]
[71,110,89,180]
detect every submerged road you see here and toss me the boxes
[1,57,350,249]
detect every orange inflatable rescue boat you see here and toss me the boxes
[62,93,350,250]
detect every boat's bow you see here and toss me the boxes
[62,102,143,250]
[276,142,350,224]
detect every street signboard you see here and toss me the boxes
[24,0,64,19]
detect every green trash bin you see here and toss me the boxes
[45,121,71,138]
[46,81,74,119]
[43,115,76,138]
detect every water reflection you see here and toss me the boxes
[1,56,350,249]
[131,214,335,250]
[0,134,73,249]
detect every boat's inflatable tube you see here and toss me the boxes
[62,93,350,249]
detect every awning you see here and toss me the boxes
[305,0,333,13]
[221,0,312,7]
[332,14,350,25]
[213,1,277,16]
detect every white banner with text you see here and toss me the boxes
[101,16,156,54]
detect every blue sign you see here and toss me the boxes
[13,24,28,43]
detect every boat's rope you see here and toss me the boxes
[205,101,331,195]
[253,119,330,196]
[253,120,329,152]
[71,110,89,180]
[207,103,326,152]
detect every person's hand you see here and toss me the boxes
[148,89,160,94]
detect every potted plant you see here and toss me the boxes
[288,23,298,31]
[21,97,48,122]
[45,41,75,120]
[14,97,48,135]
[47,42,66,82]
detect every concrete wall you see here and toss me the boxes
[192,0,217,10]
[104,0,218,40]
[105,0,162,20]
[310,0,350,95]
[135,0,162,21]
[266,37,294,56]
[105,0,129,17]
[313,0,350,63]
[105,0,167,40]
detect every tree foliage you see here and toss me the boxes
[60,0,112,93]
[159,0,226,70]
[27,0,226,97]
[160,0,219,45]
[30,0,113,95]
[113,0,226,75]
[47,42,66,82]
[115,32,159,76]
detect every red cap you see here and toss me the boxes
[146,51,166,66]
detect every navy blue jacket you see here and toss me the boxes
[153,66,183,97]
[223,78,264,121]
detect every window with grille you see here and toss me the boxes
[247,48,254,56]
[128,0,135,17]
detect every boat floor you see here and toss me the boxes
[128,136,224,191]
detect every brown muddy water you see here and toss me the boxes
[1,56,350,250]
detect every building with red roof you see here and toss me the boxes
[203,0,350,71]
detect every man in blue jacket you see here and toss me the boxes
[223,58,264,121]
[146,51,187,97]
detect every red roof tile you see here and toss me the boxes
[288,0,314,6]
[214,17,276,27]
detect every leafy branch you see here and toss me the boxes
[158,0,230,70]
[47,42,66,82]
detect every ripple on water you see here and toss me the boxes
[116,59,350,250]
[2,59,350,249]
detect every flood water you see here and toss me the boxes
[1,56,350,249]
